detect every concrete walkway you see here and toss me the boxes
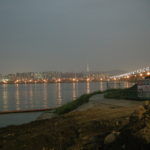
[73,94,143,112]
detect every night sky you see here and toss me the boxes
[0,0,150,74]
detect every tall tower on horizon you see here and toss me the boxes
[86,64,90,79]
[86,64,90,73]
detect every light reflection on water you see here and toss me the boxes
[2,84,8,111]
[86,82,90,94]
[0,82,134,112]
[72,82,78,100]
[43,84,48,108]
[55,83,62,106]
[29,84,33,109]
[99,82,104,91]
[15,85,20,110]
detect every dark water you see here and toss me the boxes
[0,81,134,111]
[0,81,134,128]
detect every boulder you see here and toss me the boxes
[104,131,120,145]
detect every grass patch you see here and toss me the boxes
[54,91,102,115]
[104,84,139,100]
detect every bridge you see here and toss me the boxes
[110,67,150,81]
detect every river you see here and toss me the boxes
[0,81,134,128]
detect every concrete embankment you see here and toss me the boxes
[0,108,54,115]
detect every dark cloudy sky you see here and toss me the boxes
[0,0,150,74]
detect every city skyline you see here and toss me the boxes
[0,0,150,73]
[0,67,125,75]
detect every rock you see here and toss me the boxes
[122,144,126,149]
[129,105,146,122]
[115,121,119,126]
[134,127,150,144]
[104,131,120,145]
[143,101,150,110]
[111,103,150,150]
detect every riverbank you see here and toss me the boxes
[1,88,149,150]
[37,92,142,120]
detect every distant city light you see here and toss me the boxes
[57,79,61,82]
[140,73,143,77]
[86,78,90,82]
[147,72,150,75]
[72,78,76,82]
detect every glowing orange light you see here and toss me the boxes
[43,79,48,83]
[72,78,76,82]
[15,80,19,84]
[147,72,150,75]
[86,78,90,82]
[56,78,61,82]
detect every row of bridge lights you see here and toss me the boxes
[111,68,150,80]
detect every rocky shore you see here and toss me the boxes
[0,94,150,150]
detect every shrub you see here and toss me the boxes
[54,91,102,115]
[104,84,139,100]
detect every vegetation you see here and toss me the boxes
[54,91,102,115]
[104,84,139,100]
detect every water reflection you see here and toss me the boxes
[86,82,90,94]
[2,84,8,110]
[43,84,48,108]
[55,83,62,106]
[125,82,129,88]
[15,85,20,110]
[29,85,33,108]
[72,82,78,100]
[117,82,122,89]
[99,81,104,91]
[114,81,118,89]
[0,82,134,112]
